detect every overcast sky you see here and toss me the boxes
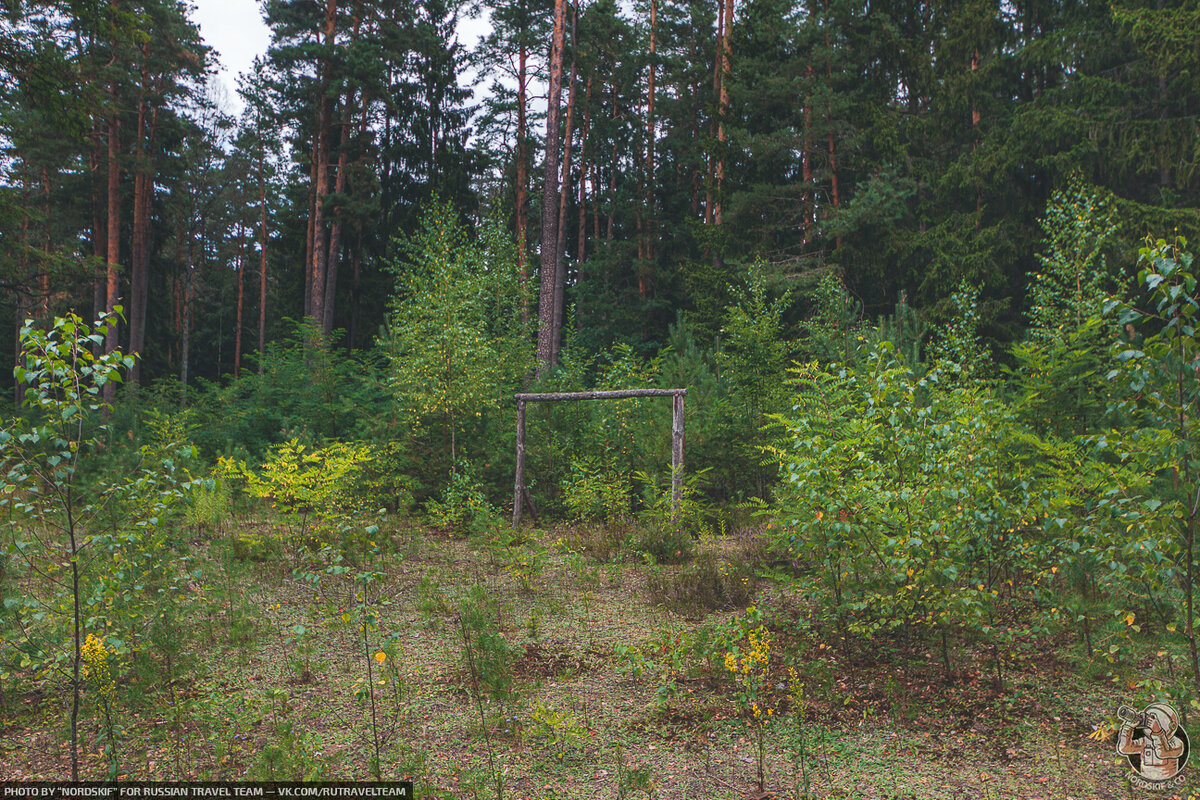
[188,0,490,114]
[189,0,271,110]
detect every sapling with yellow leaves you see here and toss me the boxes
[723,610,774,793]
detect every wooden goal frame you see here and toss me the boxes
[512,388,687,528]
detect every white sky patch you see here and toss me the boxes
[189,0,496,116]
[189,0,272,113]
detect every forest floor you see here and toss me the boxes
[0,516,1190,799]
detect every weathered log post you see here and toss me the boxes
[513,398,527,529]
[671,390,685,516]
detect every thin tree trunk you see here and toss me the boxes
[802,64,813,244]
[535,0,568,375]
[591,160,601,241]
[704,0,722,228]
[129,53,156,384]
[324,91,355,336]
[14,177,30,405]
[235,221,245,378]
[550,11,578,367]
[516,41,530,325]
[103,88,120,407]
[309,0,338,331]
[645,0,657,262]
[576,77,592,269]
[607,85,617,241]
[323,8,360,336]
[258,153,268,374]
[181,224,193,406]
[714,0,731,228]
[105,102,120,343]
[38,169,50,318]
[304,136,317,318]
[826,13,841,248]
[348,228,362,349]
[91,139,106,346]
[971,49,982,217]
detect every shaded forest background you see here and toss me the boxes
[1,0,1198,499]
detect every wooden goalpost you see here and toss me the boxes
[512,388,688,528]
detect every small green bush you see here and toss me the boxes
[232,535,272,562]
[426,462,502,536]
[646,549,757,617]
[559,522,628,563]
[631,522,694,565]
[561,458,632,523]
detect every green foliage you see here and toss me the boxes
[246,722,327,780]
[1101,236,1200,690]
[769,344,1049,676]
[0,311,136,778]
[1011,182,1121,436]
[629,524,694,566]
[457,587,519,722]
[1027,179,1120,338]
[527,700,588,760]
[720,262,792,406]
[799,272,861,363]
[561,458,632,523]
[929,281,991,379]
[244,439,376,550]
[185,320,382,460]
[426,461,502,537]
[868,292,928,370]
[715,263,794,497]
[186,478,232,534]
[384,202,530,478]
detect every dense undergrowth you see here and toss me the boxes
[3,186,1200,795]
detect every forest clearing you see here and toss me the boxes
[3,0,1200,796]
[0,510,1154,799]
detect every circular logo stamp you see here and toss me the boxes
[1116,702,1190,788]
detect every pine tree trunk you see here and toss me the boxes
[14,177,30,406]
[591,161,601,241]
[969,49,979,215]
[235,221,245,378]
[324,90,355,336]
[181,223,194,407]
[704,0,722,228]
[714,0,731,229]
[90,137,106,350]
[38,169,50,318]
[645,0,657,262]
[576,77,592,269]
[310,121,330,329]
[258,153,268,374]
[348,227,362,350]
[309,0,339,331]
[516,42,530,325]
[551,16,578,367]
[129,72,157,385]
[826,15,841,248]
[535,0,568,375]
[323,7,361,337]
[802,64,813,244]
[104,90,120,407]
[607,85,617,241]
[304,135,317,319]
